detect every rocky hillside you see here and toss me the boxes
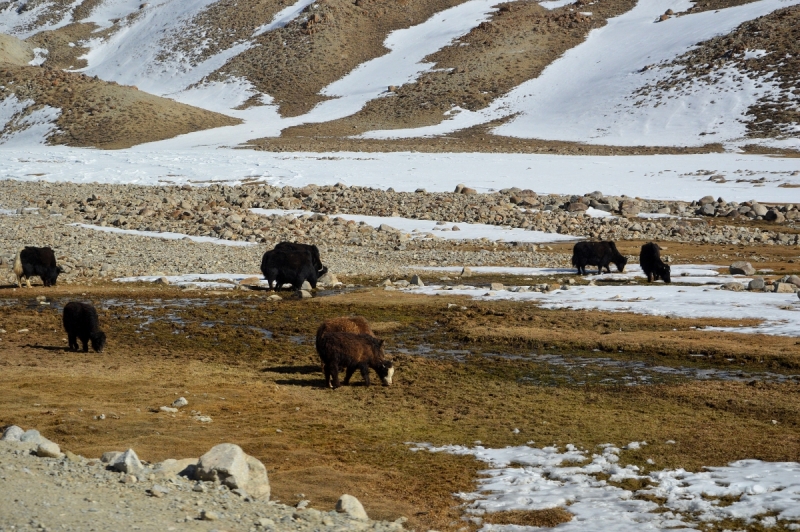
[0,0,798,151]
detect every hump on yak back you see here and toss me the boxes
[274,242,327,274]
[315,316,374,353]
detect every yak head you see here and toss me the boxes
[615,256,629,273]
[90,331,107,353]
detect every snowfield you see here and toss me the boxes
[412,442,800,531]
[406,281,800,337]
[0,147,798,203]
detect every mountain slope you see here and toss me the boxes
[0,0,797,151]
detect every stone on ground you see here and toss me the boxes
[729,261,756,275]
[336,494,369,520]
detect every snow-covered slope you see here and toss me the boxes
[363,0,800,149]
[0,0,798,149]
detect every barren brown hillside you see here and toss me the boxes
[0,64,239,148]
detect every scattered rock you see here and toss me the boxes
[409,274,424,286]
[729,261,755,275]
[108,449,144,474]
[721,282,744,291]
[36,441,63,459]
[172,397,188,408]
[490,282,504,291]
[1,425,24,442]
[336,494,368,520]
[748,277,766,291]
[774,282,795,293]
[195,443,270,500]
[159,406,178,413]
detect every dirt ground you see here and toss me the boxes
[1,282,799,531]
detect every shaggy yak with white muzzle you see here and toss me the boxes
[316,331,394,389]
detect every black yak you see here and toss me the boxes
[260,247,319,290]
[13,247,62,287]
[62,302,107,353]
[571,241,628,275]
[639,242,671,283]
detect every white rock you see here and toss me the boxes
[336,494,369,520]
[490,282,504,291]
[268,294,282,301]
[1,425,24,441]
[172,397,188,408]
[301,280,312,291]
[160,406,178,413]
[109,449,144,473]
[36,441,63,459]
[409,274,424,287]
[154,458,197,478]
[101,451,123,464]
[20,429,45,445]
[195,443,270,499]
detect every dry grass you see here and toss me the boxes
[1,284,799,530]
[481,508,573,527]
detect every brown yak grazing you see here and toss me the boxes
[316,332,394,389]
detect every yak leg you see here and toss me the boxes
[323,364,333,388]
[329,365,341,389]
[359,364,371,387]
[80,335,90,353]
[343,366,357,385]
[68,334,78,351]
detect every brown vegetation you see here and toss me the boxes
[0,284,799,530]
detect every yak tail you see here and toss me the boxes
[12,250,23,279]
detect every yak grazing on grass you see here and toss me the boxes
[316,331,393,389]
[63,302,107,353]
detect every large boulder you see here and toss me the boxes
[195,444,270,499]
[729,261,755,276]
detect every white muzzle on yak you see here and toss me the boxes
[382,366,394,386]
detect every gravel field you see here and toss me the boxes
[0,433,406,532]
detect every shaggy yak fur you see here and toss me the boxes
[13,246,63,287]
[639,242,671,283]
[315,316,374,354]
[63,302,107,353]
[273,242,328,276]
[316,332,394,389]
[571,241,628,275]
[260,248,318,290]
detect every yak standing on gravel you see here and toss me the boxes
[62,302,107,353]
[12,246,63,288]
[273,242,328,277]
[639,242,671,283]
[571,241,628,275]
[260,247,319,290]
[316,331,394,389]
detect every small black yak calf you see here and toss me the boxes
[63,302,107,353]
[572,241,628,275]
[639,242,671,283]
[13,246,63,288]
[316,332,394,389]
[260,248,319,290]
